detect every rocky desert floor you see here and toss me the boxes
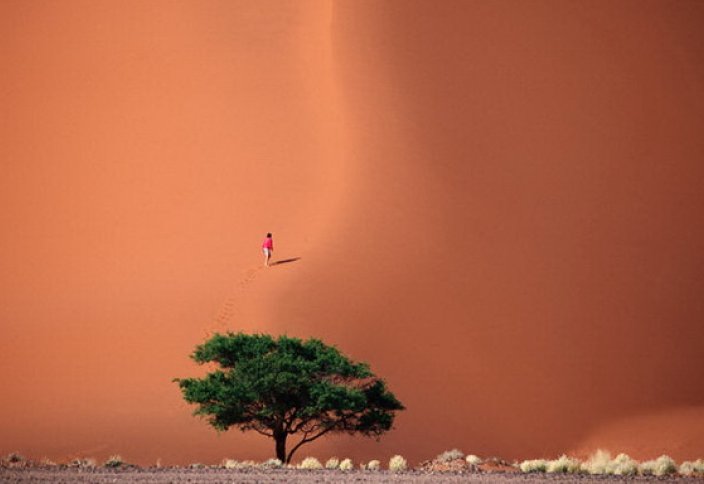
[1,468,700,483]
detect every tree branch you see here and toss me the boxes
[286,427,334,463]
[290,416,314,434]
[250,427,273,437]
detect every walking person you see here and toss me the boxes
[262,233,273,267]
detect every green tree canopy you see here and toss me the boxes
[174,332,404,463]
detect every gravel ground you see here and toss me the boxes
[0,468,698,483]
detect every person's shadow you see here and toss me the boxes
[271,257,301,266]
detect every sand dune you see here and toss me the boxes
[1,0,703,466]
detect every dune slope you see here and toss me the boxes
[267,0,704,463]
[1,0,703,466]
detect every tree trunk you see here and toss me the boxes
[274,431,287,463]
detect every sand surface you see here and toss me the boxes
[0,468,697,484]
[1,0,704,467]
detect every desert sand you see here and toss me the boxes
[1,0,703,467]
[0,467,699,484]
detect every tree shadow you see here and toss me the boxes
[271,257,301,266]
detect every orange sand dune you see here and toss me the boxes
[1,0,703,466]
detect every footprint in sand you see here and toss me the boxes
[211,266,264,329]
[211,258,301,329]
[238,267,260,288]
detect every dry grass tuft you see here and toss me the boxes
[546,455,580,473]
[339,458,353,471]
[610,453,638,476]
[261,458,283,468]
[70,458,97,469]
[519,459,548,473]
[678,459,704,476]
[436,449,464,462]
[1,452,33,469]
[679,461,697,476]
[222,459,257,469]
[579,450,640,475]
[365,459,380,471]
[389,455,407,472]
[580,449,612,474]
[298,457,323,470]
[465,454,482,465]
[104,455,124,468]
[324,457,339,469]
[2,452,28,468]
[639,455,677,476]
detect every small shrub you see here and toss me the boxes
[437,448,464,462]
[71,458,97,469]
[681,458,704,475]
[299,457,323,470]
[389,455,407,472]
[680,461,696,476]
[1,453,29,469]
[40,457,57,467]
[639,455,676,476]
[261,458,282,468]
[466,454,482,465]
[5,453,25,464]
[484,456,511,467]
[223,459,256,469]
[104,455,124,468]
[519,459,547,473]
[325,457,339,469]
[611,453,638,476]
[339,458,353,471]
[363,459,380,471]
[638,460,654,475]
[580,449,612,474]
[658,455,678,475]
[546,455,580,473]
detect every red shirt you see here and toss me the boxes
[262,237,273,250]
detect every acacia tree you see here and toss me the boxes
[175,332,404,463]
